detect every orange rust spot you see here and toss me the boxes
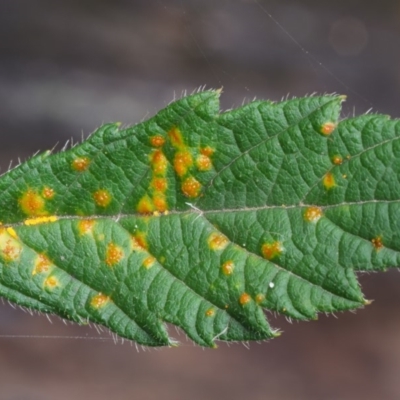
[323,172,336,189]
[371,236,384,251]
[78,219,95,235]
[174,151,193,177]
[91,293,110,309]
[132,233,148,251]
[42,187,55,199]
[153,195,167,213]
[221,260,234,276]
[105,243,124,266]
[19,189,46,217]
[255,294,265,304]
[151,149,168,175]
[304,207,323,223]
[150,135,165,147]
[200,146,214,157]
[332,155,343,165]
[33,254,52,275]
[143,256,156,269]
[93,190,111,207]
[44,276,59,289]
[181,176,202,198]
[205,308,215,317]
[320,122,337,135]
[152,177,167,193]
[208,233,229,251]
[261,241,283,260]
[168,126,184,148]
[72,157,90,172]
[196,154,212,171]
[239,293,251,305]
[137,195,154,214]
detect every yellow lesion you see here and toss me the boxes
[0,228,22,262]
[174,151,193,177]
[137,149,169,214]
[33,254,52,275]
[221,260,234,275]
[255,294,265,304]
[44,276,59,289]
[261,241,283,260]
[151,150,168,175]
[332,155,343,165]
[323,172,336,189]
[153,195,167,213]
[208,233,229,251]
[151,178,167,192]
[78,219,96,235]
[132,233,148,251]
[200,147,215,157]
[196,154,212,171]
[239,293,251,305]
[19,189,47,217]
[42,187,55,199]
[168,126,184,148]
[137,195,155,214]
[181,177,202,198]
[24,216,58,226]
[150,135,165,147]
[105,243,124,266]
[320,122,337,135]
[143,256,156,269]
[72,157,90,172]
[91,293,110,309]
[6,228,18,239]
[205,308,215,317]
[304,207,323,223]
[93,189,112,207]
[371,236,384,251]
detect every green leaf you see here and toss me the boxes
[1,89,399,347]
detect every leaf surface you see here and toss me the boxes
[0,90,399,347]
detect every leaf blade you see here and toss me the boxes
[1,90,399,347]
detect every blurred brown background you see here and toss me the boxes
[1,1,400,399]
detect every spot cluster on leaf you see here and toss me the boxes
[0,89,399,348]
